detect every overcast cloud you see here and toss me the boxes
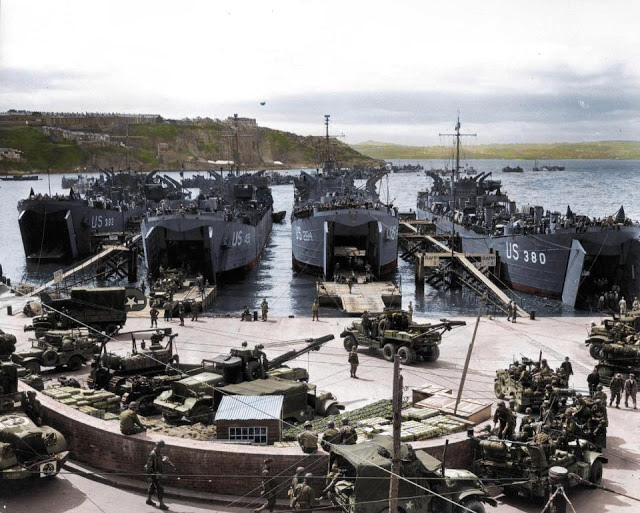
[1,0,639,145]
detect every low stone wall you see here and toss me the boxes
[24,382,474,495]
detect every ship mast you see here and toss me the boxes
[439,116,476,256]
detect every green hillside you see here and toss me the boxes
[352,140,640,160]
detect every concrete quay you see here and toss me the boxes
[1,304,639,511]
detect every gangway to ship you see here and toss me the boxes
[317,279,400,315]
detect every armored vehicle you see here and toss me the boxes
[0,360,70,479]
[493,356,570,412]
[341,310,466,364]
[154,335,341,424]
[472,433,607,500]
[585,315,639,359]
[11,329,103,374]
[328,435,496,513]
[25,287,128,336]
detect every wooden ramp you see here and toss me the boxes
[318,281,400,315]
[423,235,528,317]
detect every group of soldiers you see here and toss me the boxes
[297,418,358,454]
[240,299,270,322]
[504,357,572,394]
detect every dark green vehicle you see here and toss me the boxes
[585,315,639,359]
[341,310,465,364]
[328,435,496,513]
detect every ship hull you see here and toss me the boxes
[417,207,640,303]
[291,208,399,278]
[18,199,142,260]
[141,208,273,283]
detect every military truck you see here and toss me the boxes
[154,335,342,424]
[328,435,496,513]
[471,433,607,500]
[340,310,466,364]
[25,287,128,336]
[11,329,103,374]
[0,360,70,479]
[493,356,570,412]
[585,314,639,359]
[596,343,640,386]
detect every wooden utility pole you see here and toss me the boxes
[389,354,403,513]
[454,310,481,415]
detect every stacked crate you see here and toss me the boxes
[42,386,122,419]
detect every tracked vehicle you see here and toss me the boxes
[341,310,465,364]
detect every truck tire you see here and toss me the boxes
[42,350,58,367]
[397,346,415,365]
[456,499,485,513]
[67,355,83,371]
[589,343,601,359]
[343,334,357,352]
[382,343,395,362]
[424,345,440,362]
[589,459,603,486]
[493,380,503,398]
[325,404,341,416]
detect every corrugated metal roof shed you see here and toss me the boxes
[214,395,284,421]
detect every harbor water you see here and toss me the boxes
[1,159,639,318]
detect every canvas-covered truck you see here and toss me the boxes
[25,287,128,336]
[328,435,496,513]
[0,360,70,479]
[341,310,466,364]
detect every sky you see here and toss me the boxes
[1,0,640,145]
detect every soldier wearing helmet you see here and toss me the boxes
[493,401,515,440]
[321,420,340,451]
[339,418,357,444]
[119,401,147,435]
[293,473,316,513]
[298,421,318,454]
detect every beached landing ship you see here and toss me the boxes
[291,116,399,280]
[416,117,640,307]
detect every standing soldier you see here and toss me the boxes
[560,356,573,383]
[254,458,276,513]
[320,421,341,451]
[587,367,600,396]
[619,296,628,315]
[297,421,318,453]
[261,299,269,321]
[632,296,640,312]
[293,473,316,513]
[191,301,200,321]
[178,302,185,326]
[311,299,319,321]
[408,301,413,322]
[507,301,513,322]
[145,440,175,510]
[119,401,147,435]
[624,373,637,409]
[348,347,359,379]
[289,467,305,510]
[361,310,371,337]
[163,300,172,322]
[339,418,357,444]
[150,306,159,328]
[609,373,624,408]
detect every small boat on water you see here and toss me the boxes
[502,166,523,173]
[1,175,39,181]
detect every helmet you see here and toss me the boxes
[341,418,350,425]
[296,467,305,474]
[305,473,313,479]
[597,385,603,390]
[631,373,636,378]
[525,407,532,414]
[497,401,505,408]
[327,421,335,428]
[129,401,139,410]
[304,421,312,428]
[263,458,273,464]
[156,440,165,448]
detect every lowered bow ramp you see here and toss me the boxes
[561,239,586,307]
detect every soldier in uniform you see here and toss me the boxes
[619,296,628,315]
[177,302,185,326]
[254,458,276,513]
[348,347,359,378]
[261,299,269,321]
[163,300,172,321]
[241,305,251,321]
[624,373,637,409]
[120,401,147,435]
[609,373,624,408]
[632,296,640,311]
[298,421,318,453]
[594,384,607,404]
[150,306,159,328]
[320,421,341,451]
[519,407,535,440]
[293,473,316,513]
[289,467,305,510]
[311,299,319,321]
[361,310,371,337]
[407,301,413,322]
[539,359,552,376]
[339,418,357,444]
[587,367,600,396]
[145,440,175,510]
[492,401,515,440]
[321,462,343,501]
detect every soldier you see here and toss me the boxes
[177,302,185,326]
[293,473,316,513]
[594,384,607,404]
[508,399,517,413]
[289,467,305,510]
[261,299,269,321]
[632,296,640,312]
[348,347,359,378]
[120,401,147,435]
[254,458,276,513]
[361,310,371,337]
[145,440,175,510]
[492,401,515,440]
[519,407,535,440]
[241,305,251,321]
[587,367,600,396]
[163,300,173,322]
[609,373,624,408]
[624,373,637,409]
[191,301,200,321]
[539,359,552,376]
[311,299,319,321]
[320,420,341,451]
[321,462,343,501]
[560,356,573,382]
[150,306,159,328]
[407,301,413,322]
[619,296,628,315]
[339,418,357,444]
[297,421,318,453]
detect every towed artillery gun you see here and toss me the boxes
[471,432,607,500]
[0,360,69,479]
[11,329,104,375]
[154,335,343,424]
[328,435,496,513]
[340,309,466,364]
